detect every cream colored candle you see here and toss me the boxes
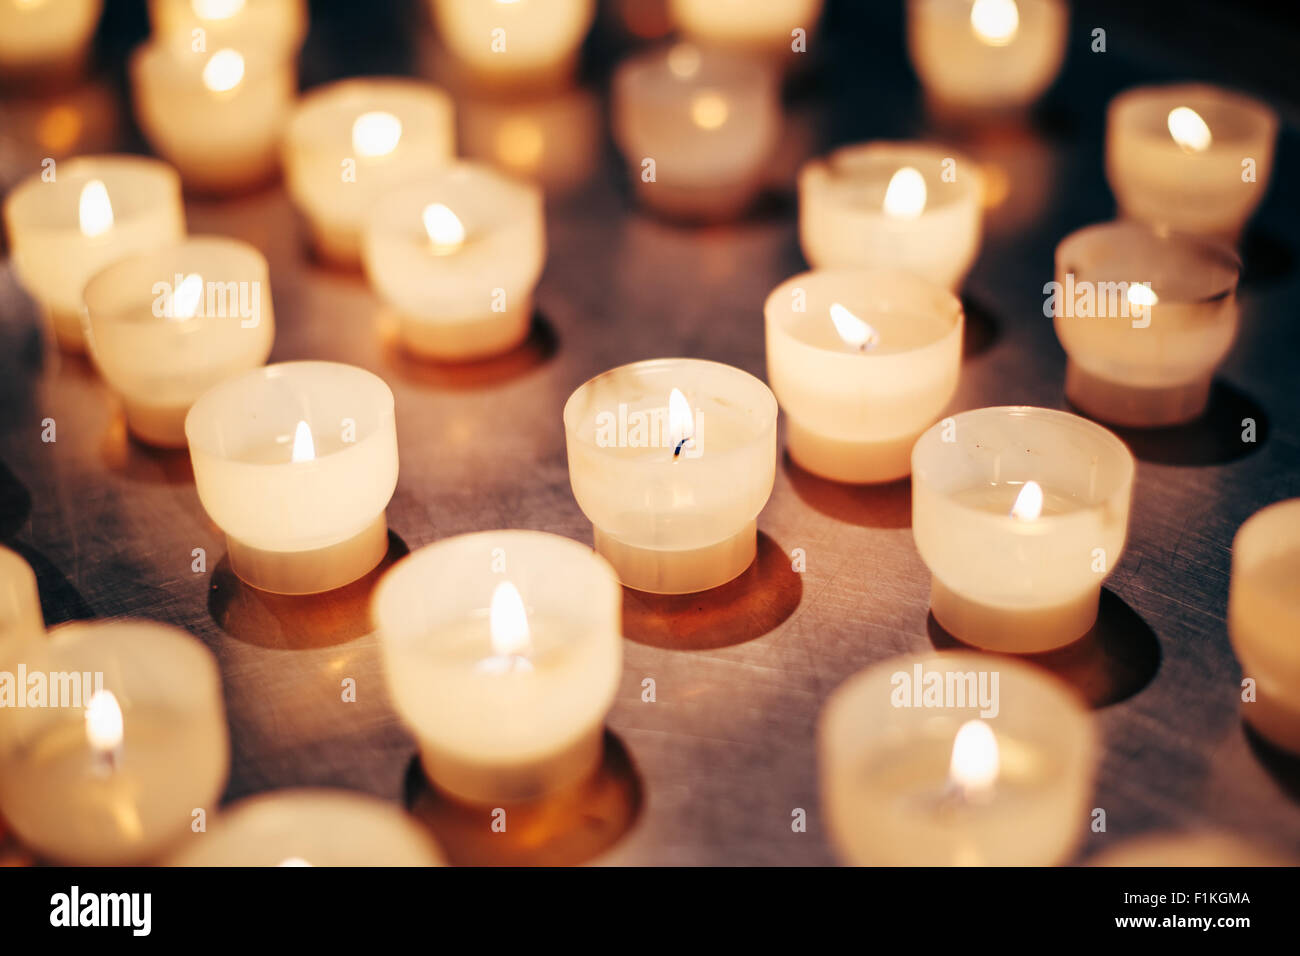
[820,651,1095,866]
[362,161,545,362]
[668,0,823,60]
[1091,831,1291,866]
[1107,84,1277,241]
[458,88,600,196]
[0,0,102,81]
[612,43,780,221]
[374,530,622,805]
[3,155,185,351]
[149,0,306,57]
[564,358,778,594]
[1053,221,1241,427]
[907,0,1067,114]
[0,546,43,663]
[428,0,595,90]
[798,142,983,290]
[82,236,275,448]
[171,789,445,866]
[0,620,228,865]
[1229,499,1300,755]
[284,77,455,266]
[766,269,962,483]
[912,407,1135,652]
[131,40,295,193]
[185,361,399,595]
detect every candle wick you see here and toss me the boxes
[674,438,688,459]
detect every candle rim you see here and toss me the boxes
[285,75,454,153]
[803,140,982,216]
[3,154,181,236]
[1108,81,1279,147]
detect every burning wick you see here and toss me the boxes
[85,689,124,773]
[938,719,999,809]
[668,387,694,459]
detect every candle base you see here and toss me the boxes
[121,397,189,449]
[632,175,761,223]
[420,725,604,806]
[226,514,389,595]
[1065,361,1213,428]
[305,219,363,270]
[592,520,757,594]
[786,418,917,484]
[930,576,1100,653]
[397,297,533,362]
[45,306,86,353]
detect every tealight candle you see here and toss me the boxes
[0,0,102,82]
[912,406,1135,652]
[1229,499,1300,755]
[564,358,778,594]
[82,236,275,447]
[1106,83,1278,241]
[283,77,456,266]
[3,155,185,351]
[668,0,824,60]
[131,40,296,193]
[427,0,595,91]
[1054,221,1241,427]
[612,43,780,221]
[171,789,445,866]
[798,141,983,290]
[820,651,1095,866]
[0,620,228,865]
[185,361,399,595]
[361,161,545,362]
[0,545,43,661]
[457,88,600,196]
[373,530,622,805]
[148,0,307,58]
[766,269,962,483]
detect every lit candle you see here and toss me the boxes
[283,78,456,267]
[0,0,102,82]
[457,88,600,196]
[765,269,963,483]
[564,358,778,594]
[798,141,983,290]
[82,236,275,447]
[148,0,307,57]
[612,43,780,221]
[427,0,595,91]
[1091,831,1292,866]
[911,406,1135,652]
[373,530,622,805]
[667,0,824,60]
[1106,83,1278,241]
[1229,498,1300,755]
[0,620,229,864]
[906,0,1067,114]
[184,361,399,594]
[0,545,43,660]
[820,651,1095,865]
[171,789,445,865]
[361,160,545,362]
[1053,220,1241,427]
[2,155,185,352]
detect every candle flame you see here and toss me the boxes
[422,202,466,254]
[690,91,729,130]
[948,719,999,797]
[278,857,313,866]
[352,111,403,158]
[828,302,879,350]
[667,43,702,79]
[1010,480,1043,521]
[192,0,245,19]
[1167,106,1212,153]
[883,166,927,220]
[202,48,245,93]
[168,273,205,321]
[290,420,315,463]
[970,0,1019,46]
[78,179,113,238]
[489,580,531,657]
[668,387,695,456]
[1126,283,1158,309]
[85,689,124,755]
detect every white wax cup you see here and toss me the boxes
[131,39,296,193]
[564,358,778,594]
[668,0,824,59]
[1229,499,1300,755]
[171,789,445,866]
[185,361,399,595]
[149,0,307,58]
[907,0,1067,114]
[457,88,600,196]
[612,43,780,221]
[798,141,983,290]
[0,545,43,662]
[766,270,963,483]
[362,161,545,362]
[428,0,595,90]
[374,530,622,805]
[1053,221,1241,428]
[912,406,1135,652]
[0,620,228,865]
[820,651,1095,866]
[82,236,276,448]
[3,155,185,351]
[1106,83,1278,241]
[0,0,101,81]
[284,77,456,266]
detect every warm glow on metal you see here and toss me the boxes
[421,202,466,254]
[828,302,879,350]
[1167,106,1212,153]
[202,49,245,93]
[351,111,403,158]
[970,0,1020,46]
[1010,480,1044,521]
[78,179,113,238]
[883,166,927,220]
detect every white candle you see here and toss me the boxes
[428,0,595,91]
[148,0,307,57]
[668,0,824,60]
[0,545,42,661]
[0,0,102,82]
[1091,832,1292,866]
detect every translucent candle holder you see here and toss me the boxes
[0,545,43,662]
[284,77,456,267]
[427,0,595,91]
[668,0,825,61]
[912,406,1135,652]
[564,358,778,594]
[1106,83,1278,241]
[83,236,275,448]
[820,651,1095,866]
[3,155,185,352]
[373,530,622,805]
[1054,221,1241,428]
[148,0,307,58]
[362,161,545,362]
[0,620,228,865]
[612,43,780,222]
[798,141,983,290]
[185,361,399,595]
[1229,499,1300,755]
[0,0,101,83]
[765,269,963,483]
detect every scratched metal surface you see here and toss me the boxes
[2,2,1300,865]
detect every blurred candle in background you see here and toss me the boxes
[458,87,600,196]
[668,0,824,62]
[148,0,307,57]
[427,0,595,92]
[0,546,43,662]
[1091,831,1293,866]
[0,0,102,85]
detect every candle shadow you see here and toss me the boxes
[0,539,96,627]
[621,531,802,650]
[783,454,912,529]
[207,530,410,649]
[1239,226,1294,286]
[0,460,33,539]
[402,729,643,866]
[926,588,1161,708]
[960,294,1000,358]
[379,309,559,390]
[98,413,195,485]
[1243,724,1300,805]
